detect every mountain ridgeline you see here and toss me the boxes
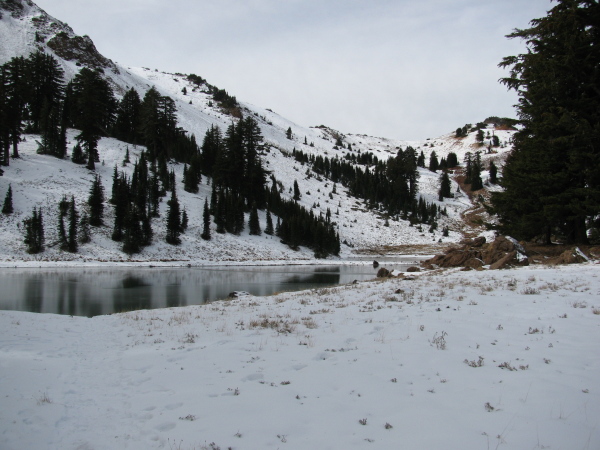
[0,48,347,257]
[0,0,524,263]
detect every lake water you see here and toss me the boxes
[0,260,418,317]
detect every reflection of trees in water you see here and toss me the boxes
[113,274,152,313]
[166,282,184,308]
[24,276,43,313]
[4,265,383,316]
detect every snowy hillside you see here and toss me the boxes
[0,0,516,264]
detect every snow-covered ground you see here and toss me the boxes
[1,264,599,450]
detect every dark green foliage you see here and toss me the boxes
[88,174,105,226]
[180,208,188,232]
[428,151,439,172]
[58,210,67,251]
[417,151,425,168]
[23,207,44,254]
[201,198,211,241]
[68,68,116,169]
[491,0,600,244]
[438,171,452,201]
[293,180,301,201]
[212,88,237,109]
[165,185,181,245]
[489,161,498,184]
[113,88,142,145]
[67,196,78,252]
[71,142,85,164]
[249,202,261,236]
[446,152,459,168]
[265,209,274,236]
[286,127,292,140]
[79,212,91,244]
[2,184,13,214]
[492,135,500,147]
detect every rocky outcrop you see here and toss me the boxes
[423,236,529,270]
[376,267,391,278]
[47,32,118,72]
[547,247,589,265]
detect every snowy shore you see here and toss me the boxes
[1,263,599,450]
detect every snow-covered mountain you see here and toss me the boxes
[0,0,515,265]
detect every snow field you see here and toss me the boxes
[1,264,599,449]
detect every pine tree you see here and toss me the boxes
[293,180,301,201]
[201,198,211,240]
[286,127,292,140]
[71,142,86,164]
[67,196,78,252]
[88,174,105,226]
[438,171,452,201]
[489,161,498,184]
[180,208,188,232]
[165,186,181,245]
[428,151,439,172]
[23,207,44,254]
[249,202,261,235]
[79,212,91,244]
[58,210,67,251]
[2,184,13,214]
[265,209,274,235]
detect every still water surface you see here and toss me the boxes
[0,261,416,317]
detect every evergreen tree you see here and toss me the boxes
[69,68,116,170]
[470,152,483,191]
[201,198,211,240]
[489,161,498,184]
[438,171,452,201]
[286,127,292,140]
[165,186,181,245]
[249,202,261,235]
[67,196,78,252]
[23,207,44,254]
[180,208,188,232]
[88,174,105,226]
[293,180,301,201]
[58,210,68,251]
[2,184,13,214]
[417,150,426,168]
[428,151,439,172]
[113,88,142,144]
[265,209,274,235]
[79,212,91,244]
[71,142,86,164]
[447,152,459,168]
[491,0,600,244]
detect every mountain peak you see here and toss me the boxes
[0,0,117,72]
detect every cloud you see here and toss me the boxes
[34,0,551,140]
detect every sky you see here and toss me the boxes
[33,0,553,141]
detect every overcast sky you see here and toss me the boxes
[34,0,552,140]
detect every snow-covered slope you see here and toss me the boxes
[2,264,599,449]
[0,0,515,264]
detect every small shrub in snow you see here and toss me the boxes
[464,356,485,367]
[430,331,448,350]
[36,391,52,405]
[521,287,540,295]
[385,422,393,429]
[498,361,517,371]
[359,418,367,425]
